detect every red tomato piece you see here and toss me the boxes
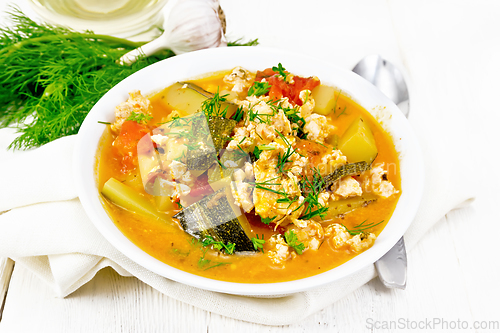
[113,120,150,173]
[255,68,320,106]
[189,173,214,197]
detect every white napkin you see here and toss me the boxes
[0,0,477,326]
[0,89,475,326]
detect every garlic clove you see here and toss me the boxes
[119,0,226,65]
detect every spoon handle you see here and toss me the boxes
[374,237,407,289]
[352,54,409,289]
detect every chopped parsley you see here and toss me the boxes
[126,111,153,124]
[248,81,271,96]
[284,230,305,255]
[259,215,276,225]
[272,63,288,80]
[201,235,236,254]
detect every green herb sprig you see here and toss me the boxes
[274,130,301,174]
[201,89,229,120]
[126,111,152,124]
[231,106,245,122]
[253,144,275,159]
[298,167,329,220]
[251,234,266,253]
[248,81,271,96]
[0,8,174,149]
[259,215,277,225]
[342,220,385,236]
[284,230,305,255]
[201,235,236,255]
[0,8,258,150]
[197,250,231,270]
[272,63,288,80]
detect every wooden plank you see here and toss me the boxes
[0,216,483,333]
[0,258,14,322]
[0,266,212,332]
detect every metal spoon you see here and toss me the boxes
[352,54,409,289]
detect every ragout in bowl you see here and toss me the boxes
[74,47,424,295]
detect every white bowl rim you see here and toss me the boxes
[74,46,424,296]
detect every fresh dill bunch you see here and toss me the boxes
[0,8,174,150]
[0,8,258,150]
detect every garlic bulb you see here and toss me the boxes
[119,0,226,65]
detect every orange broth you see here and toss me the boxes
[96,70,401,283]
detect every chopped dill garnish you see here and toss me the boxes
[231,106,245,122]
[257,144,276,151]
[197,249,231,270]
[274,130,300,174]
[337,105,347,118]
[250,177,288,195]
[97,121,111,125]
[276,148,294,173]
[201,89,229,119]
[184,142,200,151]
[251,234,266,253]
[126,111,153,124]
[298,167,329,220]
[342,220,385,236]
[315,141,328,148]
[282,105,307,138]
[284,230,305,255]
[248,81,271,96]
[247,103,275,124]
[253,144,275,160]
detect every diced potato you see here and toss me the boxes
[325,134,339,148]
[338,117,378,163]
[102,178,165,221]
[311,85,337,115]
[164,82,208,115]
[155,195,174,212]
[162,83,239,118]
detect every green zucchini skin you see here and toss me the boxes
[321,162,371,192]
[173,188,256,253]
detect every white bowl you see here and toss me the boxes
[74,46,424,296]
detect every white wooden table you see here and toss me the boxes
[1,1,499,332]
